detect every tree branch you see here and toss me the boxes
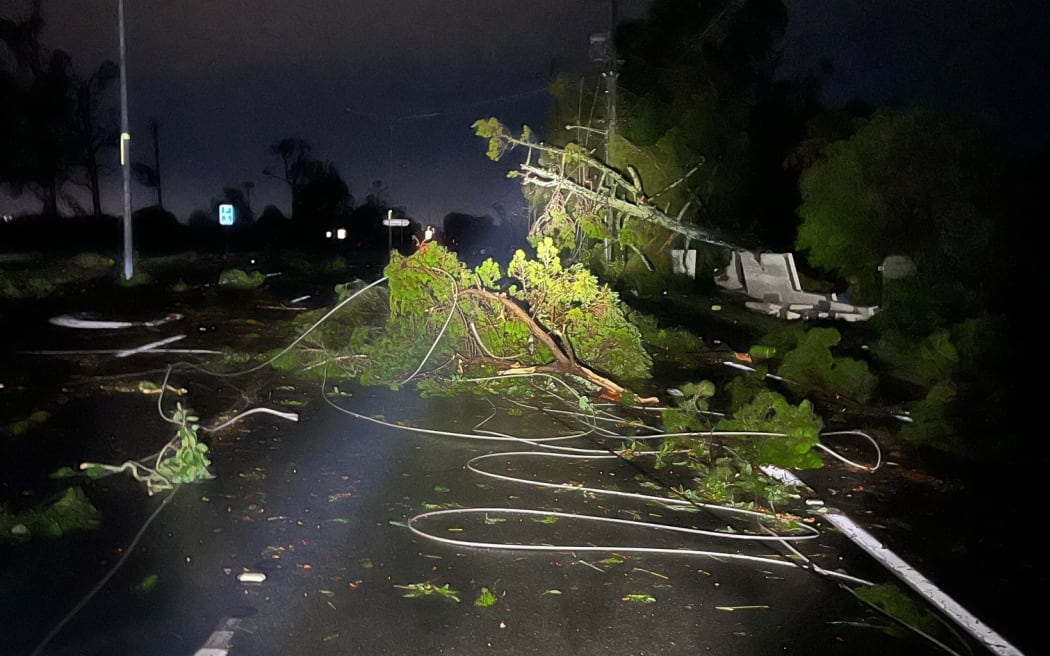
[458,287,650,403]
[519,163,734,248]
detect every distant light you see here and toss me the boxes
[325,230,333,239]
[336,228,347,240]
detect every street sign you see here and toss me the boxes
[382,217,410,227]
[218,204,236,226]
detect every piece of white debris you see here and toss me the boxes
[237,571,266,583]
[49,312,183,329]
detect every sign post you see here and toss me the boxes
[381,210,411,254]
[219,204,236,255]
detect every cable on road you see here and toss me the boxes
[320,374,877,588]
[28,488,179,656]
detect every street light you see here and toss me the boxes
[118,0,134,280]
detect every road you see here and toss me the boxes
[0,253,1032,656]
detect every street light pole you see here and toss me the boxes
[118,0,134,280]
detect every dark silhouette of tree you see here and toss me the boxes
[132,118,163,209]
[0,4,76,217]
[186,208,220,245]
[242,180,254,212]
[1,2,119,217]
[748,74,827,250]
[0,1,44,76]
[347,193,389,250]
[252,204,292,245]
[264,138,354,244]
[294,160,352,241]
[71,59,119,215]
[131,204,183,251]
[265,137,311,220]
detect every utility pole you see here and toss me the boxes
[605,0,618,157]
[150,118,162,210]
[118,0,134,280]
[603,0,619,262]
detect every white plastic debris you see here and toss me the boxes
[236,571,266,583]
[49,312,183,329]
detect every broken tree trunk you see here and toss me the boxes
[458,287,653,405]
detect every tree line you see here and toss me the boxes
[0,3,426,253]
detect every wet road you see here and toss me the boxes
[0,256,1033,656]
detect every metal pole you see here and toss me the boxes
[603,0,619,262]
[118,0,134,279]
[388,122,394,202]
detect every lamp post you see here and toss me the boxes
[118,0,134,279]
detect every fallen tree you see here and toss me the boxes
[276,238,657,403]
[472,117,739,252]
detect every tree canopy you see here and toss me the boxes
[795,108,1002,317]
[0,5,117,217]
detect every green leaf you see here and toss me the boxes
[134,574,159,594]
[621,593,656,604]
[80,464,108,479]
[474,586,497,607]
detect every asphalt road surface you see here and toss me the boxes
[0,254,1034,656]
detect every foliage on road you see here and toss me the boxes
[76,402,213,495]
[395,581,461,603]
[218,267,266,289]
[0,487,99,543]
[754,325,878,404]
[0,252,114,299]
[1,410,51,436]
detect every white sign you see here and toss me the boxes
[382,217,410,227]
[218,204,236,226]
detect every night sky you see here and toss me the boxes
[4,0,1048,223]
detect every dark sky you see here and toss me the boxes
[4,0,1048,222]
[780,0,1049,147]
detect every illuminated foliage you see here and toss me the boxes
[505,238,652,382]
[715,389,824,470]
[280,241,651,392]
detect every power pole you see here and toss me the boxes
[150,118,163,210]
[606,0,618,155]
[603,0,619,262]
